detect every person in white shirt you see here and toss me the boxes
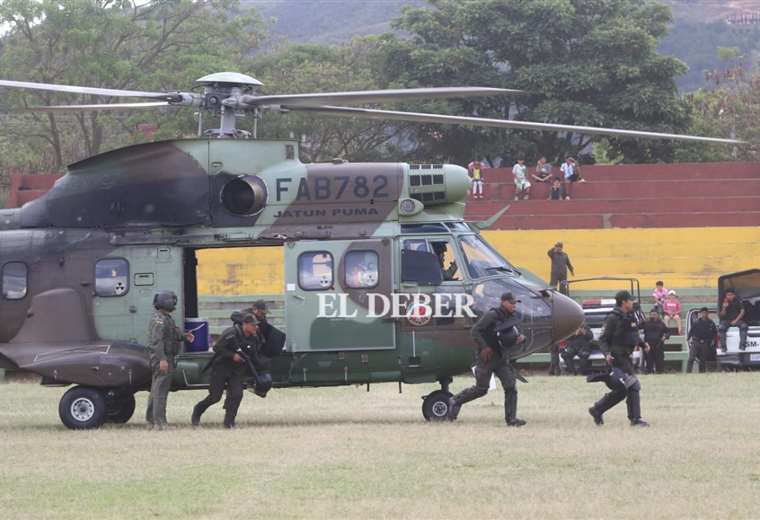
[512,158,531,200]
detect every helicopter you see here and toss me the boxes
[0,72,742,429]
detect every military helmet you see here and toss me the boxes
[153,290,178,311]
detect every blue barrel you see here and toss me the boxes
[184,318,210,352]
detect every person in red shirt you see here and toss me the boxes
[662,290,682,335]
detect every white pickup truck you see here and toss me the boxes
[709,269,760,369]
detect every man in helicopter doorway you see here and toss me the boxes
[192,314,262,428]
[588,290,649,427]
[448,292,527,427]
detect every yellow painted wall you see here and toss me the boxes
[196,226,760,295]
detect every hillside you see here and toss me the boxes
[245,0,760,92]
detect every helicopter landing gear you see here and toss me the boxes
[104,391,136,424]
[58,386,107,430]
[422,378,454,421]
[422,390,454,421]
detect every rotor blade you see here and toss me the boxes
[18,102,172,112]
[283,105,745,145]
[0,79,176,100]
[245,87,520,107]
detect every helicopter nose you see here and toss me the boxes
[552,292,585,343]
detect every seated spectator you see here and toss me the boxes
[560,325,594,375]
[560,157,586,184]
[718,288,748,352]
[532,156,553,183]
[662,290,682,335]
[468,160,485,200]
[512,158,531,200]
[548,177,569,200]
[652,280,668,315]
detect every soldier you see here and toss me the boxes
[234,300,279,398]
[192,314,261,428]
[547,242,574,295]
[588,290,649,427]
[687,307,718,373]
[146,290,194,430]
[448,292,527,427]
[561,325,594,375]
[640,309,670,374]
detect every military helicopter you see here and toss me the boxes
[0,72,741,429]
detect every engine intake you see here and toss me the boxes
[220,175,268,216]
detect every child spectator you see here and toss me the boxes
[561,157,586,184]
[548,177,569,200]
[532,157,553,183]
[662,290,683,335]
[652,280,668,315]
[468,160,485,199]
[512,158,531,200]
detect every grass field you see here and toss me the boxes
[1,373,760,519]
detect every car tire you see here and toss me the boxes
[58,386,107,430]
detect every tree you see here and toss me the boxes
[252,38,415,162]
[0,0,263,171]
[377,0,692,165]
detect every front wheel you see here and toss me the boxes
[58,386,107,430]
[422,390,453,422]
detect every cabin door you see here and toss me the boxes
[284,239,395,352]
[92,245,184,346]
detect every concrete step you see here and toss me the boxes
[481,211,760,230]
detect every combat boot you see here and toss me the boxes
[588,407,604,426]
[630,419,650,427]
[506,418,526,427]
[447,397,461,421]
[191,405,202,427]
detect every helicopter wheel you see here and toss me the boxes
[58,386,107,430]
[105,392,136,424]
[422,390,453,422]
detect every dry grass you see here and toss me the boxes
[1,373,760,519]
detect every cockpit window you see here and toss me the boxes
[459,235,515,279]
[430,239,462,281]
[2,262,27,300]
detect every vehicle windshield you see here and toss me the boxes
[459,235,516,279]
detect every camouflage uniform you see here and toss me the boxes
[146,310,183,428]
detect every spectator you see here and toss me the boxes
[548,177,569,200]
[547,242,574,295]
[640,309,669,374]
[532,157,553,183]
[468,160,485,200]
[561,325,594,375]
[662,290,682,335]
[512,158,531,200]
[651,280,668,315]
[687,307,718,373]
[718,288,748,353]
[560,157,586,184]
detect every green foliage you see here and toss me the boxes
[376,0,691,165]
[674,80,760,162]
[0,0,264,171]
[252,38,416,162]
